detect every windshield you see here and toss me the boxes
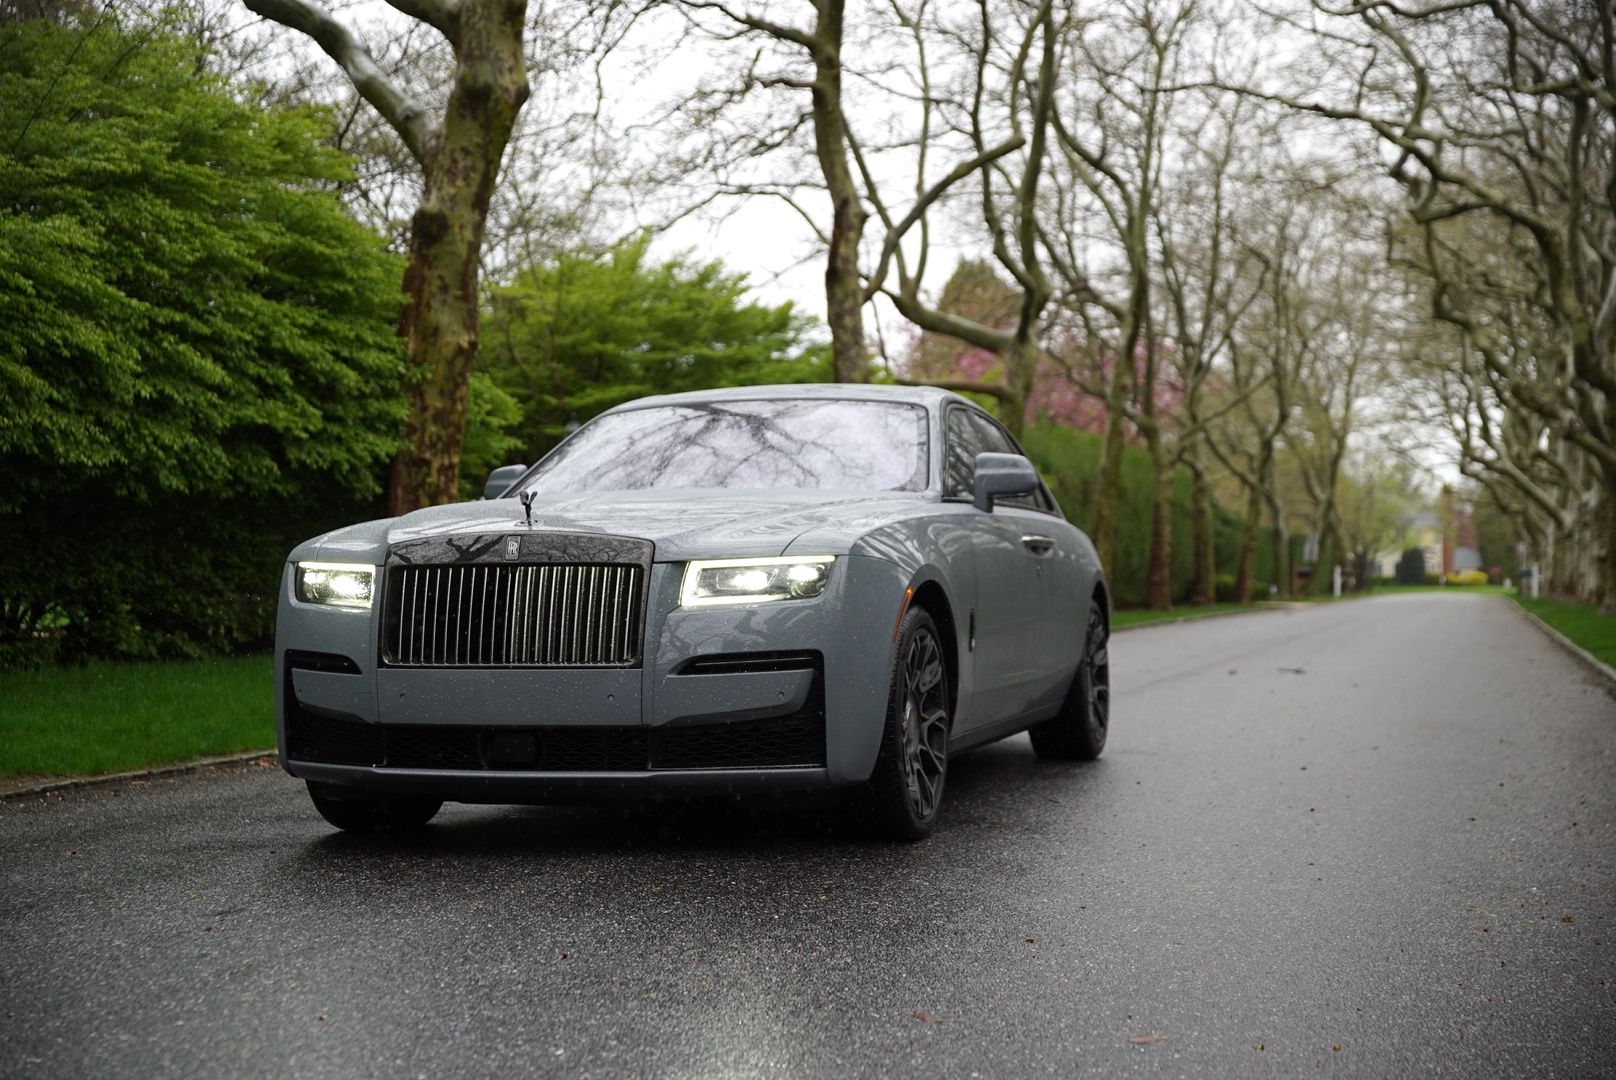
[517,399,930,494]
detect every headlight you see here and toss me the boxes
[680,556,835,607]
[295,562,375,609]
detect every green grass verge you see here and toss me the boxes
[0,654,273,781]
[1294,583,1508,602]
[1113,603,1255,629]
[1114,585,1511,627]
[1372,583,1507,596]
[1510,595,1616,668]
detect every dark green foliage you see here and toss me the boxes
[1396,548,1427,585]
[1021,425,1251,607]
[1472,490,1520,578]
[474,233,827,493]
[0,17,405,666]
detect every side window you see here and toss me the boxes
[944,407,985,499]
[969,413,1053,513]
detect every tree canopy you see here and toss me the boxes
[476,233,826,468]
[0,15,405,663]
[0,15,404,509]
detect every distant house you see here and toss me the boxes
[1373,510,1444,578]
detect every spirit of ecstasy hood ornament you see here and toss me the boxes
[518,489,536,528]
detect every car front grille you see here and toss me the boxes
[382,563,644,667]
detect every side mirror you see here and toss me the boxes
[972,452,1039,512]
[483,464,528,500]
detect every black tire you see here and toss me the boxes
[1030,596,1109,761]
[306,782,442,833]
[867,607,952,841]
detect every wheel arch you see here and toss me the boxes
[908,579,960,721]
[1092,577,1111,625]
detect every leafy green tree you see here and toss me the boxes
[0,15,405,664]
[475,233,827,473]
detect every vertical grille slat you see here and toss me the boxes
[385,561,643,667]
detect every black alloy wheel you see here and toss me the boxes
[870,607,951,840]
[1029,596,1109,761]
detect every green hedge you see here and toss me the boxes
[1022,425,1272,607]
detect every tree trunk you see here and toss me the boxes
[1145,445,1173,610]
[1235,483,1260,603]
[1268,499,1290,598]
[1089,353,1134,574]
[388,0,529,514]
[998,338,1042,440]
[809,0,867,384]
[1308,532,1331,597]
[1188,451,1215,605]
[1604,495,1616,610]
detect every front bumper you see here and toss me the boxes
[292,762,833,804]
[274,554,908,797]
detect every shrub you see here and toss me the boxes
[1021,425,1246,607]
[1396,548,1428,585]
[0,19,404,669]
[1445,569,1489,586]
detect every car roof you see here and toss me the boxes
[604,382,975,414]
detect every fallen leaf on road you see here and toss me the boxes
[1024,936,1036,944]
[912,1010,958,1024]
[1129,1034,1166,1046]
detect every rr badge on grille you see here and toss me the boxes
[504,535,521,560]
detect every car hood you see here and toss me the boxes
[310,490,932,564]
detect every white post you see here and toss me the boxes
[1332,565,1342,598]
[1531,563,1541,598]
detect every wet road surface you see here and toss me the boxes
[2,593,1613,1077]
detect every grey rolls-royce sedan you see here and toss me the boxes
[276,384,1110,839]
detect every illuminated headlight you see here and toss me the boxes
[680,556,836,607]
[295,562,375,609]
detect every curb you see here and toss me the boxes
[0,749,276,803]
[1506,598,1616,697]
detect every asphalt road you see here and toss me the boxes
[3,593,1613,1079]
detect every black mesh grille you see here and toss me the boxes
[285,712,384,766]
[283,653,381,765]
[541,728,650,771]
[283,656,826,772]
[651,670,826,768]
[650,713,825,769]
[385,726,482,770]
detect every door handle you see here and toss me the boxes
[1021,534,1056,555]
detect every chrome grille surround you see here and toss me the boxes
[381,532,652,668]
